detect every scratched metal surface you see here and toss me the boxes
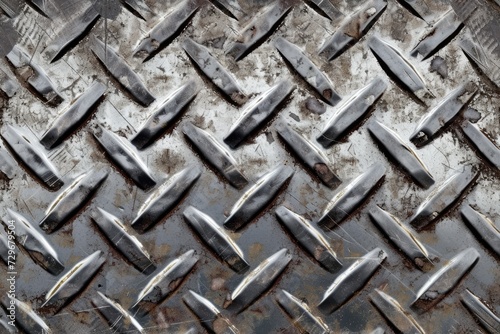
[0,0,499,333]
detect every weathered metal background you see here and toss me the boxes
[0,0,499,333]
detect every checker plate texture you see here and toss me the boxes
[0,0,499,333]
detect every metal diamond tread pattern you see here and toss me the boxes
[0,0,499,333]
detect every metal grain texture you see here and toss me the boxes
[0,0,499,333]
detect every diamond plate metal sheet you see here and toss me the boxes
[0,0,499,333]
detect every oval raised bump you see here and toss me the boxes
[227,1,292,61]
[410,10,463,60]
[41,250,106,314]
[39,168,108,234]
[183,206,249,272]
[223,165,294,231]
[40,81,106,150]
[224,80,295,149]
[225,248,292,313]
[318,248,387,314]
[319,0,387,60]
[134,0,200,61]
[409,166,479,230]
[369,206,433,270]
[275,37,341,106]
[6,45,63,105]
[43,4,100,63]
[369,36,427,95]
[412,248,480,311]
[183,122,248,189]
[276,119,341,188]
[90,36,155,107]
[368,119,434,189]
[410,82,477,147]
[131,165,201,233]
[1,125,64,190]
[317,77,387,147]
[129,250,199,316]
[318,163,386,229]
[4,209,64,275]
[93,127,156,191]
[275,206,342,272]
[91,208,156,275]
[460,205,500,257]
[462,120,500,170]
[131,80,199,150]
[183,37,247,105]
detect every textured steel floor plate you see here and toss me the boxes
[0,0,499,333]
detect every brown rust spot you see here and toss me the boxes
[168,277,184,291]
[304,97,326,115]
[322,88,333,100]
[313,163,329,177]
[249,243,264,260]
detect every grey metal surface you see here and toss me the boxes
[0,0,499,333]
